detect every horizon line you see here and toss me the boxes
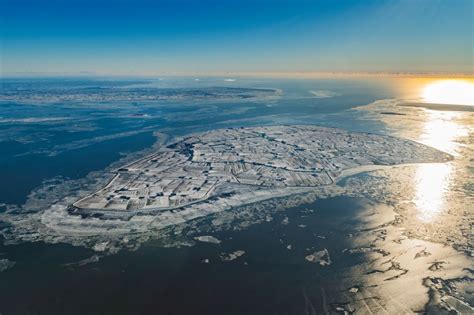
[2,70,473,79]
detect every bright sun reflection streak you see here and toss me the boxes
[414,163,452,222]
[413,111,466,222]
[421,80,474,106]
[418,111,468,156]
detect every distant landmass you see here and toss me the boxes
[0,85,279,104]
[400,102,474,112]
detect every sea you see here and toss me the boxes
[0,76,471,314]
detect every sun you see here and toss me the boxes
[421,80,474,106]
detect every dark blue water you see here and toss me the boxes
[0,196,368,315]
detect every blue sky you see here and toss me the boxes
[1,0,473,75]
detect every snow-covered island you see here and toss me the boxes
[72,125,450,216]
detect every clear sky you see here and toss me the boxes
[1,0,473,75]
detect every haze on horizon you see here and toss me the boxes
[1,0,473,76]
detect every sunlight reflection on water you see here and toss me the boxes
[413,110,467,222]
[418,111,468,156]
[413,163,453,222]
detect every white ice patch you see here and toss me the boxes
[309,90,341,98]
[194,235,221,244]
[220,250,245,261]
[305,248,331,266]
[0,259,15,272]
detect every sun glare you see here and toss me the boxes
[421,80,474,106]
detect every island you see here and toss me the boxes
[70,125,451,219]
